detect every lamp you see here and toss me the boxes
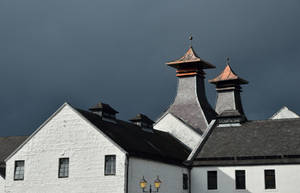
[139,176,162,193]
[154,176,161,189]
[140,176,147,190]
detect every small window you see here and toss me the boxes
[105,155,116,175]
[14,160,25,181]
[207,171,217,190]
[58,158,69,178]
[183,173,188,190]
[235,170,246,189]
[265,169,276,189]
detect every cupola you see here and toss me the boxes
[130,114,154,132]
[209,58,248,124]
[89,102,119,122]
[163,43,217,133]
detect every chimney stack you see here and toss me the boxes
[164,46,217,133]
[89,102,119,122]
[209,61,248,124]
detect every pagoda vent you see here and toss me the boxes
[209,59,248,125]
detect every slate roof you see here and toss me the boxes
[0,136,28,165]
[76,109,191,165]
[192,118,300,166]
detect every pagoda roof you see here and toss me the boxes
[209,65,248,84]
[166,47,215,69]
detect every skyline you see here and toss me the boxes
[0,0,300,136]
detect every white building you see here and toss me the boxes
[1,45,300,193]
[0,103,190,193]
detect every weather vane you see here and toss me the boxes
[189,35,193,47]
[226,56,230,65]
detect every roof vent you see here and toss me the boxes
[130,114,154,132]
[89,102,119,123]
[209,59,248,124]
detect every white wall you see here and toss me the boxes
[154,113,201,150]
[191,165,300,193]
[0,176,4,193]
[128,157,189,193]
[5,104,127,193]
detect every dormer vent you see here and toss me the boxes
[130,114,154,132]
[89,102,119,122]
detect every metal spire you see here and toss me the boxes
[226,56,230,65]
[189,35,193,47]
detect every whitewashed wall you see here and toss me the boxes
[191,165,300,193]
[0,176,4,193]
[154,113,201,149]
[128,157,189,193]
[5,104,127,193]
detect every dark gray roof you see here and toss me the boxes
[192,118,300,166]
[76,109,191,165]
[0,136,28,165]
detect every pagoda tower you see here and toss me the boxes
[163,46,218,133]
[209,60,248,123]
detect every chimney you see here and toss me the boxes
[130,113,154,132]
[209,60,248,124]
[164,46,217,133]
[89,102,119,122]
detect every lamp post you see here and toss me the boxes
[139,176,162,193]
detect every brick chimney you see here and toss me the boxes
[164,46,217,133]
[209,60,248,124]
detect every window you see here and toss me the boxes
[207,171,217,190]
[14,160,25,180]
[235,170,246,189]
[58,158,69,178]
[183,173,188,190]
[265,169,276,189]
[105,155,116,175]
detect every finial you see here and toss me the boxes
[226,56,230,65]
[189,35,193,47]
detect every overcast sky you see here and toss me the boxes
[0,0,300,136]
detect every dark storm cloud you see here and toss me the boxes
[0,0,300,136]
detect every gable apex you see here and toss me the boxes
[4,102,127,163]
[271,106,300,120]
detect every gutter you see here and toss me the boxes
[125,154,129,193]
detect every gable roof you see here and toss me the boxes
[192,118,300,166]
[76,109,191,165]
[271,106,299,120]
[0,136,28,165]
[4,103,190,166]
